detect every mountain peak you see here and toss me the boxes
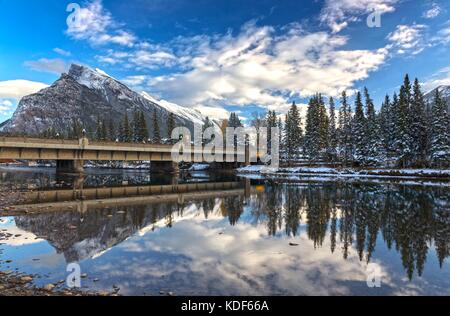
[68,64,111,78]
[66,64,123,93]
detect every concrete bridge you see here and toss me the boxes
[0,136,251,173]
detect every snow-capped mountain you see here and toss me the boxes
[2,64,212,137]
[424,85,450,112]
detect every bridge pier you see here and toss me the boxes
[56,160,84,174]
[150,161,180,174]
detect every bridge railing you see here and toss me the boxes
[0,136,254,159]
[0,136,79,145]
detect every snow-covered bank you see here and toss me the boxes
[237,165,450,178]
[188,164,210,171]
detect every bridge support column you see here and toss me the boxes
[150,161,180,174]
[56,160,84,173]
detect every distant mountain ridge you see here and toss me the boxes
[2,64,212,138]
[424,85,450,112]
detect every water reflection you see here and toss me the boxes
[0,168,449,295]
[247,183,449,280]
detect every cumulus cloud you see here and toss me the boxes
[0,80,48,100]
[144,22,387,111]
[386,24,428,55]
[66,0,136,47]
[24,58,70,74]
[320,0,399,33]
[423,3,441,19]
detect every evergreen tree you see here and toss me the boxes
[430,89,450,166]
[227,112,243,148]
[304,95,328,161]
[379,95,392,155]
[120,113,131,142]
[390,93,401,161]
[107,119,115,141]
[152,109,161,143]
[284,102,303,161]
[140,111,149,142]
[167,112,176,141]
[338,91,353,166]
[132,110,141,142]
[395,74,413,167]
[327,97,338,162]
[410,78,428,164]
[352,91,366,165]
[318,95,329,153]
[277,117,284,158]
[228,112,243,128]
[266,110,278,154]
[364,87,383,165]
[70,119,83,139]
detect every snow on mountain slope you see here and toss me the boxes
[140,91,206,127]
[424,85,450,111]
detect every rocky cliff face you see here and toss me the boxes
[424,85,450,112]
[2,64,209,137]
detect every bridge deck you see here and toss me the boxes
[0,137,248,162]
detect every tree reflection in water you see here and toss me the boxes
[247,182,449,280]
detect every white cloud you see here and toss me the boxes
[386,24,428,55]
[192,105,230,121]
[423,3,441,19]
[122,75,149,87]
[53,47,71,56]
[145,22,387,111]
[0,80,48,100]
[422,67,450,93]
[0,99,14,115]
[433,22,450,45]
[66,0,136,47]
[24,58,70,74]
[97,43,179,69]
[320,0,399,33]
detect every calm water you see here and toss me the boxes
[0,167,449,296]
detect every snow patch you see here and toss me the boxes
[189,164,210,171]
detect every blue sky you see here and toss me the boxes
[0,0,449,123]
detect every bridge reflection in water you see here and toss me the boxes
[10,180,253,214]
[11,180,254,263]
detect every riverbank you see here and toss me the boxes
[0,271,115,296]
[237,166,450,179]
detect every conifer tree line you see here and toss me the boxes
[243,74,449,168]
[42,109,166,144]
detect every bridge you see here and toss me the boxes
[0,136,252,173]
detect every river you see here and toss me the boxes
[0,167,449,295]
